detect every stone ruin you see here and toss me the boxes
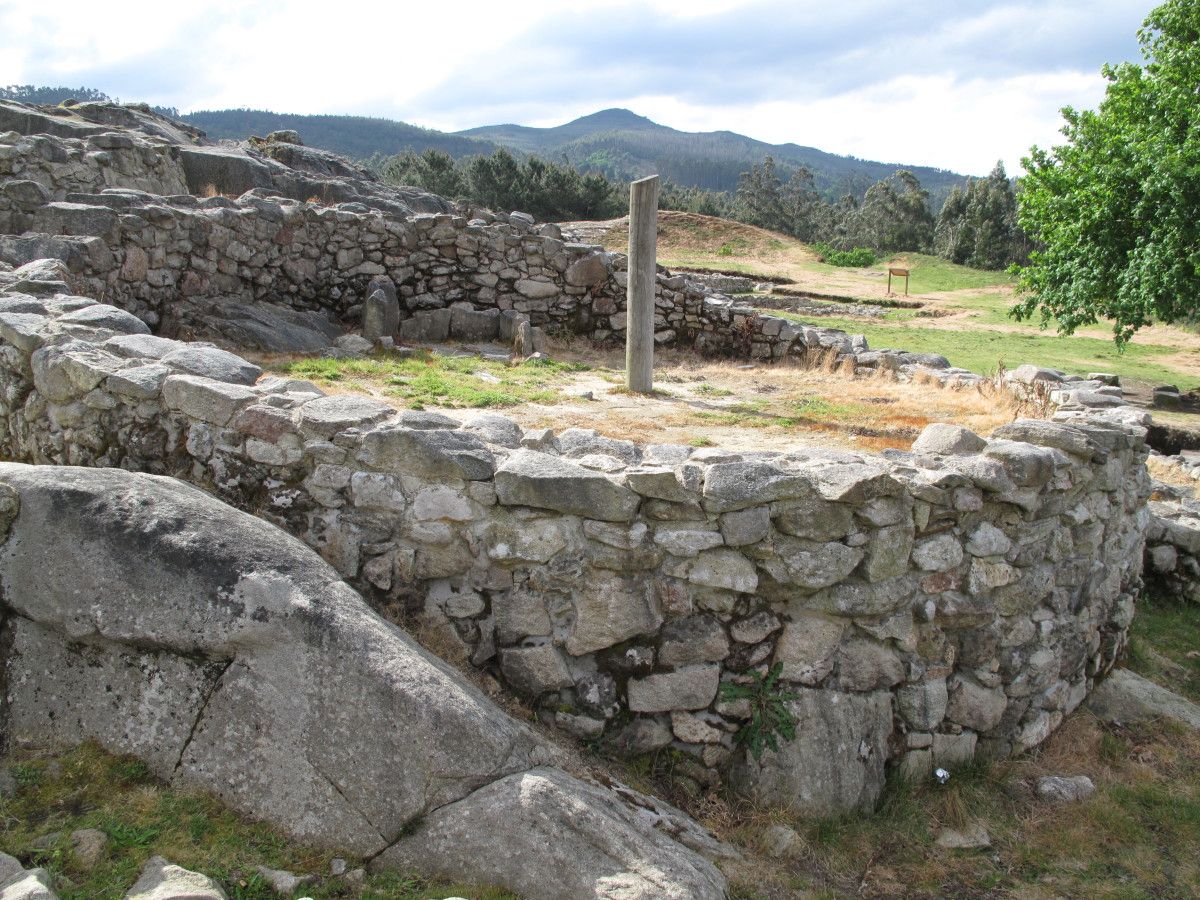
[0,98,1191,898]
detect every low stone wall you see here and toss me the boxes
[0,116,1006,384]
[0,268,1153,815]
[1144,496,1200,603]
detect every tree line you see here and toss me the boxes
[376,147,1026,270]
[708,155,1028,269]
[374,148,625,221]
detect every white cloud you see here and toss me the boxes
[0,0,1145,175]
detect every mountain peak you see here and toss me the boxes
[564,108,659,131]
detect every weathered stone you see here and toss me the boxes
[493,586,553,644]
[564,253,608,287]
[761,537,863,590]
[684,549,758,593]
[654,527,723,557]
[496,450,639,522]
[719,506,771,546]
[161,374,256,426]
[626,468,692,502]
[1036,775,1095,803]
[628,666,721,712]
[774,617,843,685]
[967,558,1018,594]
[729,611,780,645]
[362,425,495,481]
[298,394,392,437]
[0,464,722,897]
[931,731,978,768]
[566,571,662,655]
[362,287,400,341]
[731,688,892,817]
[862,524,915,582]
[373,767,727,900]
[946,675,1008,732]
[659,616,730,667]
[500,645,574,697]
[702,462,809,512]
[911,534,963,572]
[107,363,169,400]
[836,640,905,691]
[125,856,226,899]
[253,865,312,897]
[1087,668,1200,730]
[896,679,948,731]
[934,824,991,850]
[0,867,57,900]
[911,423,986,455]
[160,346,261,385]
[965,522,1012,557]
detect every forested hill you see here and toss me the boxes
[179,109,500,161]
[460,108,968,203]
[1,86,969,204]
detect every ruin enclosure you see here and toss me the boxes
[0,98,1187,897]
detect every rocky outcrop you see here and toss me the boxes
[0,276,1153,816]
[0,463,728,899]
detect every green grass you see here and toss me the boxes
[771,313,1200,389]
[1128,595,1200,703]
[273,352,589,410]
[0,743,515,900]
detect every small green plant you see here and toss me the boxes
[8,763,42,789]
[812,242,877,267]
[719,662,800,759]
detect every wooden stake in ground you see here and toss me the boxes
[626,174,660,393]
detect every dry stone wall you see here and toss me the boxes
[0,264,1153,816]
[0,116,998,384]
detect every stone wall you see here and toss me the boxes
[0,267,1153,816]
[0,118,1002,385]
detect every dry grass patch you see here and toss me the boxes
[260,342,1021,454]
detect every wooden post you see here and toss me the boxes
[626,175,660,393]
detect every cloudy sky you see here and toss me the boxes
[0,0,1153,176]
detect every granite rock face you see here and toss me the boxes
[0,464,728,899]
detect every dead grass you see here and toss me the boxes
[261,342,1020,454]
[1148,455,1198,490]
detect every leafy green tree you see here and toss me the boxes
[1013,0,1200,344]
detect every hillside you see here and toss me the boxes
[180,105,965,204]
[3,86,972,205]
[460,107,968,203]
[180,108,500,161]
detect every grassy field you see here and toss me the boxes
[270,352,590,410]
[593,211,1200,391]
[264,346,1021,454]
[778,312,1200,390]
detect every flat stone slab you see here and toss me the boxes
[1087,668,1200,730]
[495,449,640,522]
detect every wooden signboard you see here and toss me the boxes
[887,267,910,296]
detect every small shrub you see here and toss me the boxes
[812,242,877,267]
[719,662,799,760]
